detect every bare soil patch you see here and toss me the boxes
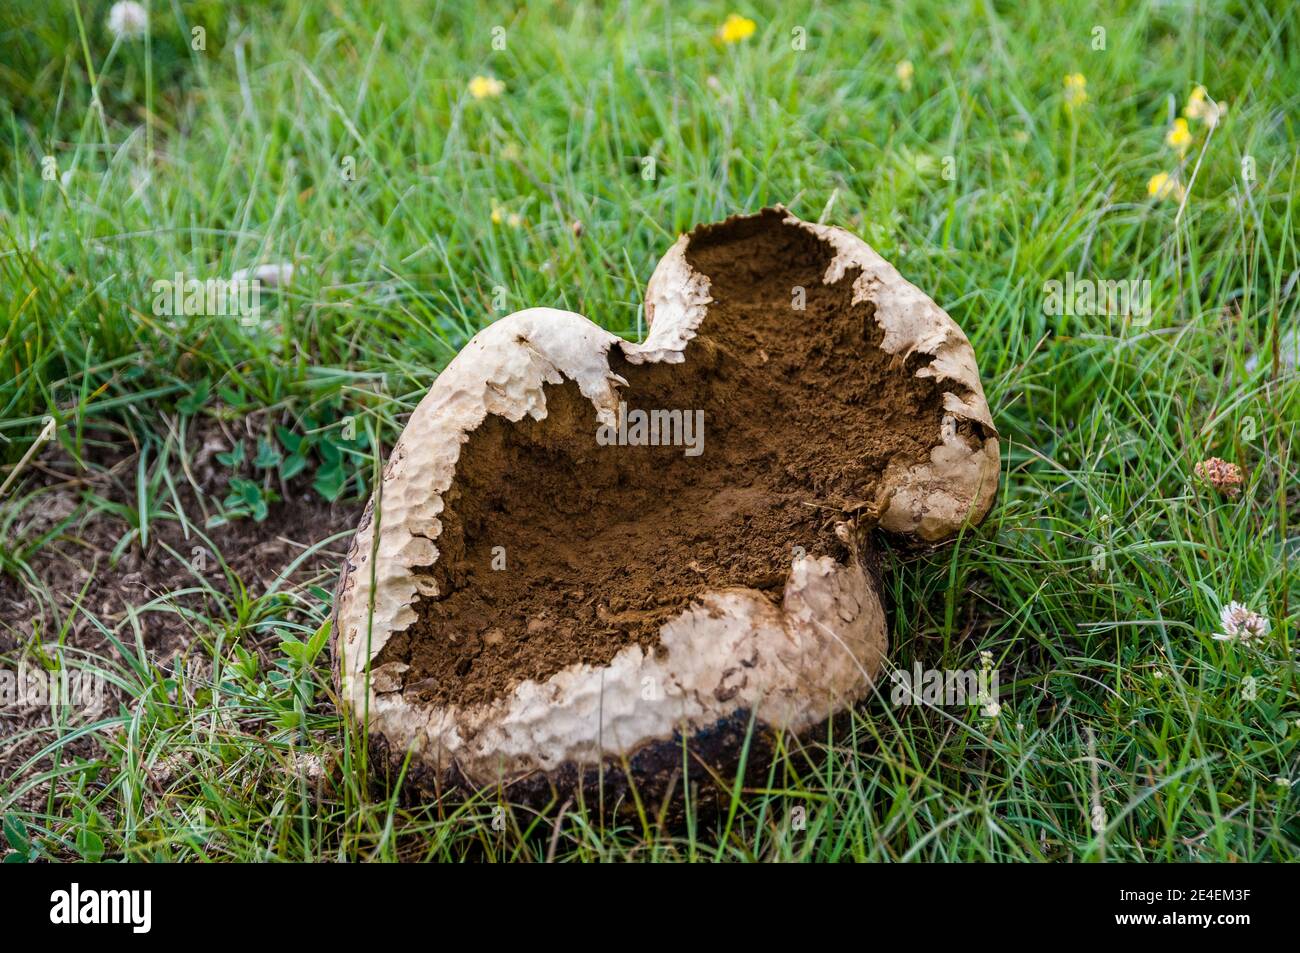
[0,424,357,659]
[0,421,359,809]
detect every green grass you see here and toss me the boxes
[1,0,1297,861]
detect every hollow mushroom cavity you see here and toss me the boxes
[332,206,999,809]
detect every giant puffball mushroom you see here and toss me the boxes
[332,206,999,812]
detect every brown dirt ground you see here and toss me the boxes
[0,419,359,808]
[0,423,357,658]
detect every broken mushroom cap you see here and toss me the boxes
[333,206,999,807]
[646,212,999,541]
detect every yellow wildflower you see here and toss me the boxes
[1184,85,1224,128]
[1063,73,1087,108]
[468,75,505,100]
[895,59,914,91]
[718,13,756,44]
[1165,117,1192,153]
[490,200,523,229]
[1147,172,1185,202]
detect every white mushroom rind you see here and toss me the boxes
[335,207,999,788]
[637,206,1000,542]
[786,212,999,539]
[367,558,883,784]
[337,302,885,786]
[790,215,995,432]
[636,234,712,365]
[336,307,631,695]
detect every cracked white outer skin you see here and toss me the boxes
[646,206,1000,541]
[334,208,997,788]
[784,211,999,540]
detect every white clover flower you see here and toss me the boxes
[295,752,325,782]
[1214,601,1271,643]
[108,1,148,41]
[231,262,294,288]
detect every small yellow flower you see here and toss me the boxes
[895,59,914,91]
[1184,85,1224,128]
[718,13,756,44]
[490,200,523,228]
[468,75,505,100]
[1147,172,1185,202]
[1165,117,1192,153]
[1063,73,1087,108]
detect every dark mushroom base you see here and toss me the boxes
[362,705,871,825]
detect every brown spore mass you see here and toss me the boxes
[376,210,950,708]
